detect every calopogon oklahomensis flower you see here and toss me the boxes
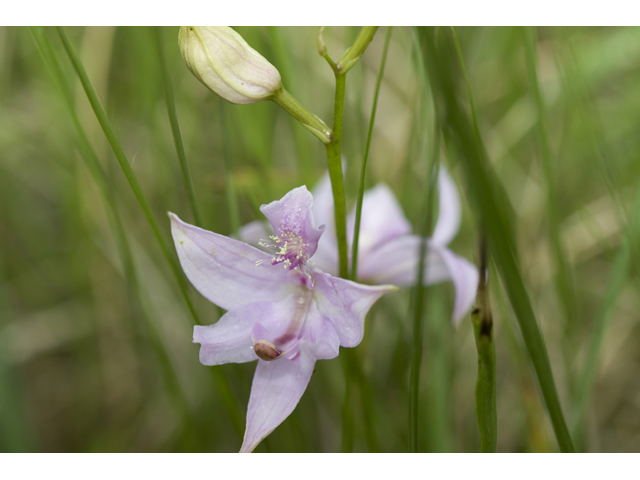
[241,167,479,325]
[170,186,396,452]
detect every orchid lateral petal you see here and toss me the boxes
[357,235,478,322]
[348,184,412,258]
[260,186,325,258]
[170,213,294,311]
[193,303,269,365]
[313,270,397,348]
[431,167,462,247]
[240,356,315,453]
[433,245,479,325]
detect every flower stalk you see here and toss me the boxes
[272,87,332,144]
[326,72,349,279]
[336,27,379,74]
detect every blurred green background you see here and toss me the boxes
[1,26,639,452]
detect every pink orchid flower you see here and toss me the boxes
[169,186,395,452]
[241,168,478,325]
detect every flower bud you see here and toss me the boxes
[179,26,282,105]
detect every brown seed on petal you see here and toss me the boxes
[254,340,280,361]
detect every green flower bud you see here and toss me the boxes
[179,26,282,105]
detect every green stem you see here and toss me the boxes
[326,73,349,279]
[57,26,201,326]
[154,27,202,227]
[472,235,497,453]
[409,126,440,453]
[351,26,392,281]
[272,87,332,144]
[337,27,379,74]
[417,26,574,453]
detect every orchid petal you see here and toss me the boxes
[260,186,325,258]
[357,235,450,286]
[431,167,461,247]
[194,303,267,365]
[312,270,397,348]
[357,236,478,323]
[299,300,340,362]
[433,246,479,325]
[170,213,295,311]
[240,356,315,453]
[348,184,412,258]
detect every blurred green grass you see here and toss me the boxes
[1,26,639,452]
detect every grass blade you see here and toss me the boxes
[154,27,202,227]
[56,26,201,326]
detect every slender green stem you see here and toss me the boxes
[417,26,574,453]
[351,26,392,281]
[154,26,202,227]
[272,87,332,144]
[330,70,353,450]
[326,73,349,279]
[337,27,379,74]
[523,26,576,341]
[220,101,241,237]
[409,126,440,453]
[56,26,201,326]
[324,27,381,452]
[472,234,497,453]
